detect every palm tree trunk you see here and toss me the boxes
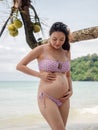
[14,0,37,48]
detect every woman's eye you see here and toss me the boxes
[53,39,57,41]
[60,39,65,42]
[60,39,64,41]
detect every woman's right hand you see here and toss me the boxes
[40,71,56,82]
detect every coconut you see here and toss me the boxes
[33,24,40,33]
[7,24,16,31]
[13,19,22,28]
[9,29,18,37]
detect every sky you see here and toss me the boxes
[0,0,98,81]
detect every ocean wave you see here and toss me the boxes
[68,106,98,124]
[81,106,98,114]
[70,105,98,115]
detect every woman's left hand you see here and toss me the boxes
[59,90,73,103]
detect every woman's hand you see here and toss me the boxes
[40,72,56,82]
[59,90,73,103]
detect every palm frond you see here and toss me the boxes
[0,16,10,37]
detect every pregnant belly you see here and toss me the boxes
[39,73,69,98]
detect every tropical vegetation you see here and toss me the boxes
[71,53,98,81]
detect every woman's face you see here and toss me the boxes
[49,31,66,49]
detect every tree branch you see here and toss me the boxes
[71,26,98,43]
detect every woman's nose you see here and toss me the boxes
[56,41,60,45]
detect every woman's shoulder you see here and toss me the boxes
[36,44,48,52]
[31,44,45,52]
[30,44,47,58]
[64,50,71,59]
[63,50,70,54]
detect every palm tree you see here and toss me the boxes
[0,0,98,49]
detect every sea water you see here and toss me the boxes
[0,81,98,130]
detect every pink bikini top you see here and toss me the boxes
[38,58,70,73]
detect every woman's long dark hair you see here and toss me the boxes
[49,22,70,51]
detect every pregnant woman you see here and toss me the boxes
[16,22,73,130]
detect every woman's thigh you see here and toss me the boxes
[38,96,65,130]
[59,99,70,127]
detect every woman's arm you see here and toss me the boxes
[66,50,73,94]
[60,51,73,101]
[59,70,73,102]
[16,45,43,78]
[66,71,73,95]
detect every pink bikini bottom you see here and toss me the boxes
[39,92,62,107]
